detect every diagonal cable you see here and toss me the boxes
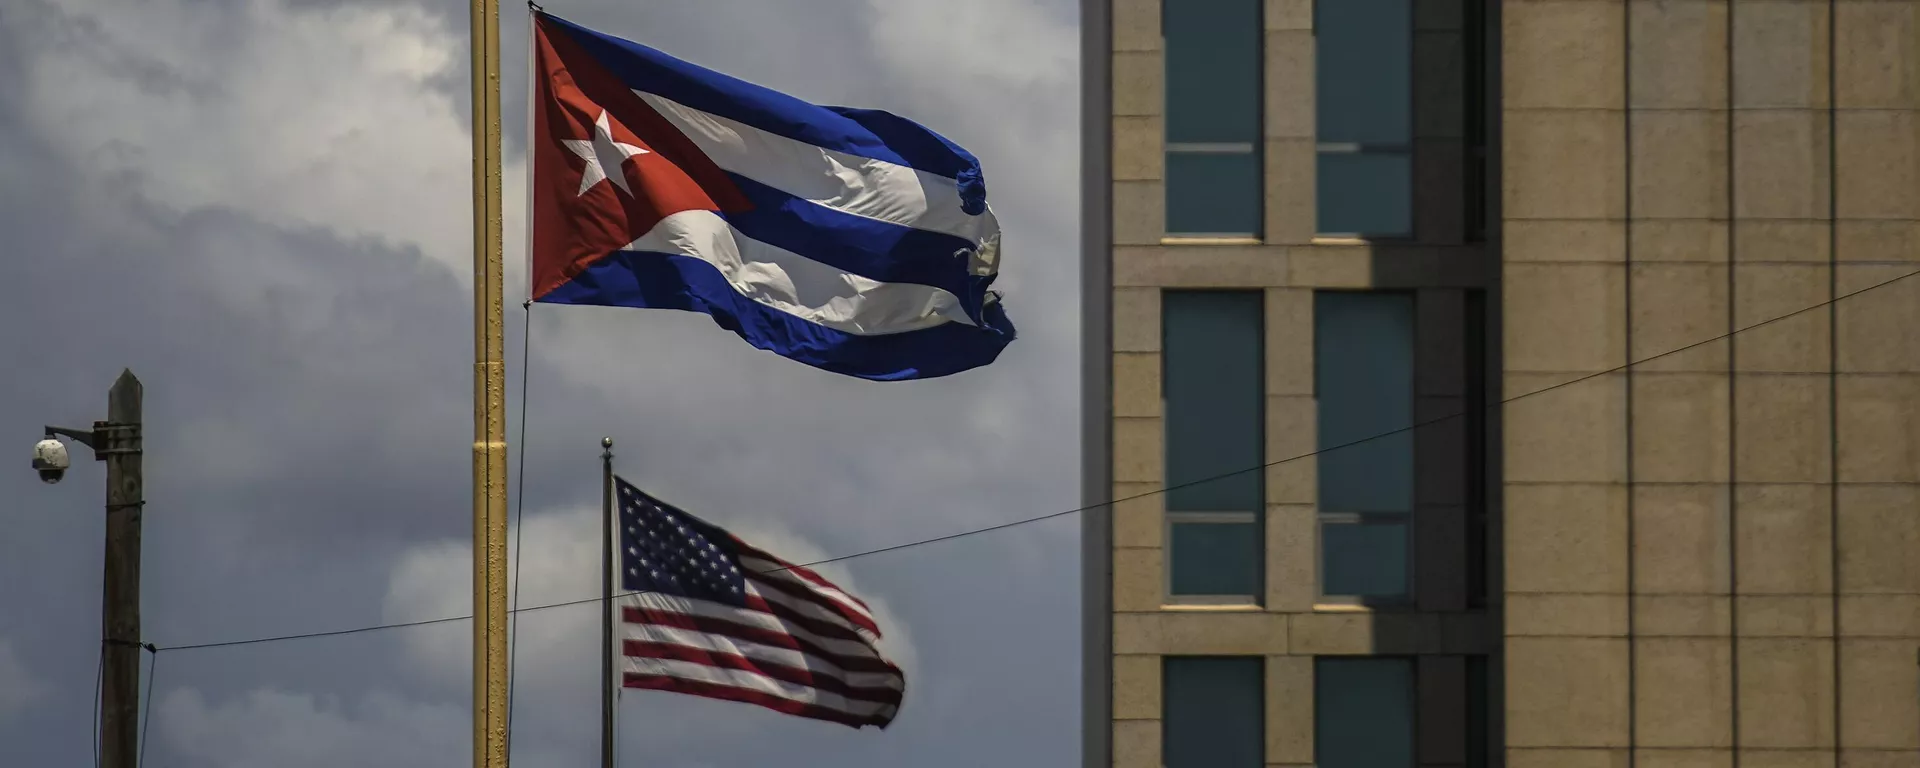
[152,265,1920,653]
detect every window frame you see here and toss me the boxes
[1161,289,1267,606]
[1161,0,1266,239]
[1312,656,1418,768]
[1311,0,1417,240]
[1163,656,1267,768]
[1311,289,1419,607]
[1163,510,1265,605]
[1165,142,1265,239]
[1315,514,1417,606]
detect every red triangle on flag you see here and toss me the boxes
[528,17,752,302]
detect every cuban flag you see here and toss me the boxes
[528,12,1015,381]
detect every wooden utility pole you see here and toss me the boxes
[42,371,145,767]
[101,369,143,768]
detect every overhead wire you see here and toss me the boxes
[149,264,1920,654]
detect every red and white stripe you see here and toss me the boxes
[617,539,904,729]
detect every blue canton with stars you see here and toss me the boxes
[617,476,750,605]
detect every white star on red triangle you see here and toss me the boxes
[563,109,650,197]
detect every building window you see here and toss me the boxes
[1164,0,1263,237]
[1315,658,1415,768]
[1165,657,1264,767]
[1163,291,1264,603]
[1315,292,1415,601]
[1315,0,1413,238]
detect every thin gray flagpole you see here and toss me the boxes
[600,436,616,768]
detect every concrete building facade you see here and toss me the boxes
[1080,1,1920,766]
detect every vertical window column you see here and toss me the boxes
[1464,290,1491,606]
[1463,0,1489,241]
[1163,291,1264,603]
[1163,0,1263,237]
[1315,0,1413,237]
[1315,292,1417,602]
[1165,657,1264,768]
[1466,655,1490,768]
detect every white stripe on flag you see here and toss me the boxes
[741,555,877,626]
[742,579,874,640]
[623,623,903,691]
[624,592,888,663]
[620,209,976,335]
[634,90,998,249]
[623,656,899,718]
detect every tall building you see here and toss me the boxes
[1080,1,1920,766]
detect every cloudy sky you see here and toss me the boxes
[0,0,1082,765]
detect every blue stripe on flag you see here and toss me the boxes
[542,14,987,213]
[542,251,1015,381]
[718,173,995,322]
[823,107,987,215]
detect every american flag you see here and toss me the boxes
[613,476,905,728]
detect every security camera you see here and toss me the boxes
[32,438,69,484]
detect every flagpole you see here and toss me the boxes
[600,437,617,768]
[468,0,509,765]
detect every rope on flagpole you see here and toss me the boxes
[504,1,542,752]
[503,301,535,762]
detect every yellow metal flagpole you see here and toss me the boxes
[469,0,509,765]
